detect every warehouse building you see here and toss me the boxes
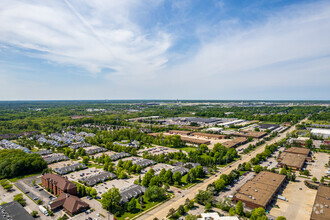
[310,185,330,220]
[169,130,192,136]
[233,131,267,139]
[278,147,312,170]
[258,124,280,131]
[278,147,311,170]
[180,136,211,145]
[191,132,226,140]
[222,137,247,148]
[233,171,286,209]
[0,201,34,220]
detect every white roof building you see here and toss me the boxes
[197,213,239,220]
[311,128,330,138]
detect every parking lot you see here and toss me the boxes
[94,178,138,195]
[48,160,75,169]
[306,152,328,180]
[142,163,174,175]
[64,167,100,182]
[113,156,141,166]
[269,177,317,220]
[214,171,255,201]
[16,176,55,206]
[138,146,180,156]
[93,151,116,158]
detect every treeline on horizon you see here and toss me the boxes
[0,102,327,135]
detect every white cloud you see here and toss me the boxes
[0,0,329,100]
[0,0,170,74]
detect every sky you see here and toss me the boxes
[0,0,329,100]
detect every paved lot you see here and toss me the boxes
[138,146,180,156]
[113,156,141,165]
[142,163,174,176]
[48,160,76,169]
[0,181,61,220]
[93,151,117,158]
[16,176,55,206]
[65,167,100,182]
[72,197,110,220]
[307,152,328,180]
[269,177,317,220]
[215,172,255,201]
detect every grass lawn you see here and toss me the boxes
[8,172,41,182]
[87,163,103,169]
[115,195,160,220]
[170,145,197,153]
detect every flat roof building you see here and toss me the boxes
[278,152,307,171]
[258,124,280,131]
[180,136,211,145]
[310,185,330,220]
[169,130,192,135]
[0,201,34,220]
[233,171,286,209]
[222,137,247,148]
[233,131,267,139]
[191,132,226,140]
[283,147,310,156]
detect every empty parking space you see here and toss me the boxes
[269,177,317,220]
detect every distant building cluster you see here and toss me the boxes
[0,139,30,153]
[113,140,140,148]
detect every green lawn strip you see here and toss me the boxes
[115,195,161,220]
[169,145,197,153]
[130,194,175,220]
[9,172,41,183]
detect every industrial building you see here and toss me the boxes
[310,128,330,139]
[233,171,286,209]
[180,136,211,145]
[310,185,330,220]
[169,130,192,135]
[0,201,34,220]
[191,132,226,140]
[258,124,280,131]
[233,131,267,139]
[277,147,312,171]
[222,137,247,148]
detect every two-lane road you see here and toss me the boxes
[137,119,306,220]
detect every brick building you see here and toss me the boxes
[41,173,77,196]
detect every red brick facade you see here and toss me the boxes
[41,173,77,196]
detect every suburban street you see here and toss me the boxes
[137,119,305,220]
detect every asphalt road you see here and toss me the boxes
[137,119,305,220]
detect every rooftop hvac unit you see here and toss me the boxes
[255,189,258,192]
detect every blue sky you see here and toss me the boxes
[0,0,329,100]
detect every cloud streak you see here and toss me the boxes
[0,0,329,100]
